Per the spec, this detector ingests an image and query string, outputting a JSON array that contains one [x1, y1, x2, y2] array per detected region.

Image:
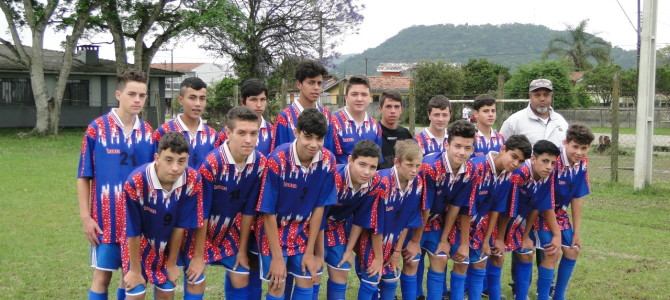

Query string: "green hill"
[[333, 23, 636, 76]]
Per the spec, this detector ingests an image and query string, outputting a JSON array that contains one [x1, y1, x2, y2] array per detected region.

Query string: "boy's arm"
[[340, 224, 363, 268], [453, 214, 470, 262], [77, 178, 102, 245], [493, 214, 509, 256], [235, 214, 255, 269], [403, 209, 427, 261], [302, 206, 324, 282], [482, 211, 499, 256], [571, 197, 585, 248], [392, 229, 408, 270], [167, 228, 185, 283], [541, 209, 561, 255], [438, 204, 461, 254], [522, 210, 539, 250], [123, 236, 145, 289], [263, 213, 287, 289]]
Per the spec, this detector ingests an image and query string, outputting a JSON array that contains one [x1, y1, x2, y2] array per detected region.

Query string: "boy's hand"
[[545, 235, 561, 256], [337, 250, 354, 269], [482, 242, 492, 257], [81, 216, 102, 246], [492, 238, 506, 256], [390, 251, 401, 271], [402, 240, 420, 261], [435, 241, 451, 258], [124, 270, 145, 290], [234, 251, 250, 270], [572, 233, 582, 250], [186, 256, 206, 283], [453, 244, 469, 263], [167, 263, 180, 283], [301, 252, 320, 283], [521, 236, 534, 252], [269, 256, 287, 290], [368, 256, 383, 277]]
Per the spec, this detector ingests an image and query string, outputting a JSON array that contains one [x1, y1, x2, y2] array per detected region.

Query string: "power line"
[[615, 0, 638, 33]]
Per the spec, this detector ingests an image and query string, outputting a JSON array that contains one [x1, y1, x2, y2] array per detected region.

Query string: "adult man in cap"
[[500, 79, 568, 147]]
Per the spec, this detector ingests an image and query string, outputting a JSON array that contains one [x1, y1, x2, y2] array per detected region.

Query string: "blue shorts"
[[259, 253, 323, 281], [449, 231, 487, 264], [355, 262, 401, 285], [90, 243, 121, 271], [211, 255, 251, 275], [325, 244, 351, 270], [534, 228, 575, 249], [125, 280, 176, 296], [420, 230, 448, 257]]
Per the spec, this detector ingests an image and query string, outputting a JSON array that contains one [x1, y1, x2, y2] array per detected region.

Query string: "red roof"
[[368, 76, 411, 92], [150, 63, 204, 73]]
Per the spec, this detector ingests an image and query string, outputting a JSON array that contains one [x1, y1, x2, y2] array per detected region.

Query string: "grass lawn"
[[0, 129, 669, 299], [590, 126, 670, 136]]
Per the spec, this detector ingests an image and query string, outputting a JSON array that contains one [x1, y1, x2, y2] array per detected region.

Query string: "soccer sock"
[[537, 266, 555, 300], [327, 280, 347, 300], [449, 272, 466, 300], [486, 263, 503, 300], [312, 283, 320, 300], [513, 261, 532, 300], [249, 269, 263, 300], [291, 285, 314, 300], [266, 293, 284, 300], [379, 281, 398, 300], [284, 275, 294, 300], [357, 281, 378, 300], [400, 273, 418, 300], [88, 290, 107, 300], [467, 267, 486, 300], [553, 257, 576, 300], [184, 290, 204, 300], [116, 287, 125, 300], [426, 269, 445, 300], [417, 254, 425, 297], [225, 275, 250, 299]]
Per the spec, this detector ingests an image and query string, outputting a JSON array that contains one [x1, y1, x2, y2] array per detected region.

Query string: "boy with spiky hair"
[[257, 108, 337, 300], [415, 95, 451, 155], [471, 94, 505, 158], [325, 140, 384, 299], [121, 132, 204, 300], [78, 70, 155, 300]]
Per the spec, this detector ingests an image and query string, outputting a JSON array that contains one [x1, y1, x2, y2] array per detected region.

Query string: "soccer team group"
[[77, 60, 594, 300]]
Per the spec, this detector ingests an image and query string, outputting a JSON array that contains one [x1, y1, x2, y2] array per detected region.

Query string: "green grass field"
[[0, 130, 669, 299], [589, 127, 670, 136]]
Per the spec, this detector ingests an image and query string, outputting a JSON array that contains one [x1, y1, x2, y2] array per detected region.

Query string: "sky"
[[1, 0, 668, 64]]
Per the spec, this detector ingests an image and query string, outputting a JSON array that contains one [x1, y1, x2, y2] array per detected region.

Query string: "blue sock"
[[312, 284, 320, 300], [553, 257, 576, 300], [426, 269, 445, 300], [400, 273, 418, 300], [266, 293, 284, 300], [537, 266, 555, 300], [225, 275, 250, 299], [513, 261, 532, 300], [449, 272, 466, 300], [327, 280, 347, 300], [184, 290, 204, 300], [249, 269, 263, 300], [357, 281, 378, 300], [467, 268, 486, 300], [380, 280, 398, 300], [292, 285, 314, 300], [88, 290, 107, 300], [116, 288, 125, 300], [284, 275, 294, 300], [486, 263, 502, 300], [417, 254, 425, 297]]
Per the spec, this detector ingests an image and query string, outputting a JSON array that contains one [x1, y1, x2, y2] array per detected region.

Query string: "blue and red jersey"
[[77, 109, 155, 244], [356, 167, 423, 270], [541, 149, 590, 231], [471, 128, 505, 158], [272, 101, 334, 150], [325, 164, 383, 247], [215, 117, 274, 156], [121, 163, 204, 285], [415, 128, 449, 155], [192, 142, 266, 262], [152, 115, 217, 169], [329, 109, 383, 164], [255, 142, 337, 256]]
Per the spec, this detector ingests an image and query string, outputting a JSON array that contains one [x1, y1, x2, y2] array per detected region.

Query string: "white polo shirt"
[[500, 104, 568, 146]]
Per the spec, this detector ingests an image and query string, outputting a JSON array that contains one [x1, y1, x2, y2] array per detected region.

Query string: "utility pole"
[[611, 72, 620, 183], [365, 57, 368, 76], [634, 0, 658, 190], [496, 73, 505, 123]]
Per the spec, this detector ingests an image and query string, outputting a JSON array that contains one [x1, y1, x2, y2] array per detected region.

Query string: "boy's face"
[[563, 140, 590, 164], [380, 98, 402, 125], [179, 87, 207, 120], [394, 156, 422, 183], [498, 146, 526, 172], [531, 153, 558, 179], [474, 104, 496, 127], [243, 92, 268, 117], [348, 156, 378, 186], [115, 81, 147, 116], [295, 130, 325, 161], [446, 136, 474, 167], [226, 120, 259, 159], [154, 149, 189, 184], [428, 107, 451, 131], [345, 84, 371, 114], [297, 75, 323, 103]]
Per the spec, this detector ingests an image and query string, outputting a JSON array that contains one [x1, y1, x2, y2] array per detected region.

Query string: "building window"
[[0, 78, 33, 105], [63, 79, 90, 106]]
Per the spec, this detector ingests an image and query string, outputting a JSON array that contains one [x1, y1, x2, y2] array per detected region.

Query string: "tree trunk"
[[29, 32, 50, 135]]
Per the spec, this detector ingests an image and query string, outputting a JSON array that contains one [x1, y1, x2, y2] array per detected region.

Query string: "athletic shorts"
[[534, 228, 575, 249], [420, 230, 449, 257], [259, 253, 323, 281], [90, 243, 121, 271], [125, 280, 176, 296], [449, 231, 488, 264], [325, 244, 352, 270], [355, 261, 401, 285]]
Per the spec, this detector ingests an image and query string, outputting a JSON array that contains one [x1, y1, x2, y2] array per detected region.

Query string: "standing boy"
[[415, 95, 451, 155], [378, 91, 413, 170], [471, 94, 505, 158]]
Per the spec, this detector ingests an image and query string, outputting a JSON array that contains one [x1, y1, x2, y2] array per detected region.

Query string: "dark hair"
[[566, 124, 595, 145], [473, 94, 496, 111], [296, 108, 328, 138], [240, 78, 268, 104], [346, 75, 370, 95], [380, 90, 402, 107], [116, 69, 147, 91], [351, 140, 381, 160], [533, 140, 560, 157], [179, 77, 207, 96], [225, 106, 260, 129], [157, 132, 189, 154], [504, 135, 532, 159], [427, 95, 451, 114], [295, 60, 328, 82], [447, 119, 476, 143]]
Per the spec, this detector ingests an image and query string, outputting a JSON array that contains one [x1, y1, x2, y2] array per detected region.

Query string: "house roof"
[[0, 44, 182, 76], [368, 76, 411, 92], [150, 63, 204, 73], [376, 62, 416, 73]]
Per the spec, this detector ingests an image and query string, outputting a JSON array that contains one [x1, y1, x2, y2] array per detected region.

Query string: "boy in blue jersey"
[[257, 108, 338, 300], [471, 94, 505, 158], [505, 140, 561, 300], [330, 75, 383, 164], [466, 135, 532, 300], [189, 107, 266, 300], [78, 70, 155, 300], [415, 95, 451, 156], [122, 132, 204, 300], [538, 124, 593, 300], [355, 139, 424, 300], [325, 140, 383, 300]]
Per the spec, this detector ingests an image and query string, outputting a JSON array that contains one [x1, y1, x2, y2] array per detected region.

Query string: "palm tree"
[[543, 19, 611, 71]]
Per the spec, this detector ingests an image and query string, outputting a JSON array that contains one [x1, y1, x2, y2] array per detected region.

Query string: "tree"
[[656, 65, 670, 106], [205, 77, 239, 126], [620, 68, 638, 105], [413, 61, 465, 124], [505, 60, 575, 109], [0, 0, 99, 135], [462, 58, 509, 97], [197, 0, 363, 79], [543, 19, 611, 71], [582, 63, 622, 106]]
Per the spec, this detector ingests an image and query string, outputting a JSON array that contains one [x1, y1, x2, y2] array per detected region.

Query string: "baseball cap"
[[529, 79, 553, 92]]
